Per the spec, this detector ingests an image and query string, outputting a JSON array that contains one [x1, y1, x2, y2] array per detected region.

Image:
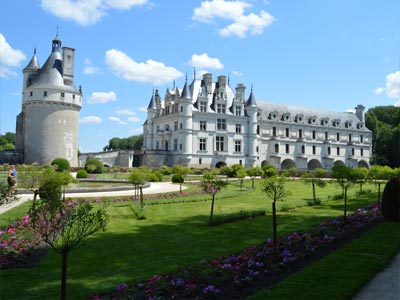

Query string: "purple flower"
[[203, 285, 221, 294]]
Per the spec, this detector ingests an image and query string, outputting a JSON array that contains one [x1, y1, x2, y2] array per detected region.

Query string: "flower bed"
[[0, 215, 41, 269], [97, 204, 383, 300]]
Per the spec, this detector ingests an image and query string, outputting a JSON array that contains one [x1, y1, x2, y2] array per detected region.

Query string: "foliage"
[[381, 176, 400, 222], [369, 165, 395, 207], [76, 169, 88, 179], [103, 134, 143, 151], [235, 168, 247, 191], [351, 167, 369, 193], [159, 165, 173, 175], [331, 165, 357, 220], [201, 171, 228, 224], [0, 181, 18, 206], [262, 164, 278, 178], [84, 158, 104, 174], [29, 199, 108, 300], [0, 132, 15, 151], [365, 106, 400, 168], [51, 158, 71, 172], [301, 168, 327, 204], [246, 166, 263, 188]]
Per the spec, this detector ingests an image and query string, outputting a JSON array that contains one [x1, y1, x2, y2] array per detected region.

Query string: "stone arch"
[[358, 160, 369, 169], [215, 161, 227, 168], [261, 160, 269, 167], [281, 159, 296, 170], [334, 160, 345, 167], [308, 159, 322, 170]]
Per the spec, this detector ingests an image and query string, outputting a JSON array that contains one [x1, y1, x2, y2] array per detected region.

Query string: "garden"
[[0, 162, 399, 300]]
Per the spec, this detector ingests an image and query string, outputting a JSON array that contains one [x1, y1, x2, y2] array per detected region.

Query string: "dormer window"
[[217, 103, 226, 114]]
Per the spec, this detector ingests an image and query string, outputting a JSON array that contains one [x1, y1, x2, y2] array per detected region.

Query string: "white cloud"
[[129, 128, 143, 134], [0, 34, 26, 78], [79, 116, 102, 124], [109, 116, 128, 125], [385, 71, 400, 99], [138, 106, 148, 112], [374, 87, 385, 95], [41, 0, 148, 26], [87, 91, 117, 104], [395, 100, 400, 107], [232, 70, 243, 76], [84, 66, 100, 74], [116, 108, 137, 116], [127, 116, 140, 122], [345, 108, 355, 114], [189, 53, 224, 70], [105, 48, 183, 85], [192, 0, 274, 38]]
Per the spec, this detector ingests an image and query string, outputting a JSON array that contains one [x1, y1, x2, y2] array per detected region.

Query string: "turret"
[[179, 77, 193, 156], [355, 104, 365, 123], [246, 87, 258, 166], [22, 48, 40, 90]]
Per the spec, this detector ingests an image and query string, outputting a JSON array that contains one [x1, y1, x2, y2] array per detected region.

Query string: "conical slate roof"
[[147, 91, 156, 109], [180, 77, 191, 99], [23, 48, 40, 71], [246, 87, 257, 107]]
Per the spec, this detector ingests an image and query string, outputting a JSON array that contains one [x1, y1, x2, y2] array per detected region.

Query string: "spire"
[[180, 74, 191, 99], [246, 85, 257, 107], [193, 67, 196, 81], [147, 89, 156, 110], [23, 47, 41, 71], [52, 28, 62, 51]]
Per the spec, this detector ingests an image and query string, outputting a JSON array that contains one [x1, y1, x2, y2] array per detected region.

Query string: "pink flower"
[[7, 227, 15, 234]]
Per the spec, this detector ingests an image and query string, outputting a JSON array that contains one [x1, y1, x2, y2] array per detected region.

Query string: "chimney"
[[62, 47, 75, 86]]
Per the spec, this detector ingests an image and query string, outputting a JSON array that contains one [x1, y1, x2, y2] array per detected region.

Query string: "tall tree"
[[331, 165, 356, 221], [301, 168, 328, 204]]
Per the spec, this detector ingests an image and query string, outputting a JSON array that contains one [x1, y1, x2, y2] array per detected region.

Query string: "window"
[[298, 129, 302, 138], [180, 106, 183, 112], [235, 140, 242, 152], [285, 144, 289, 153], [217, 103, 226, 114], [275, 144, 279, 153], [72, 95, 75, 100], [165, 124, 169, 131], [217, 118, 226, 131], [239, 160, 242, 166], [200, 121, 207, 131], [325, 131, 328, 140], [256, 146, 259, 153], [200, 102, 207, 112], [328, 147, 331, 155], [156, 141, 159, 150], [273, 127, 277, 136], [360, 135, 363, 143], [43, 91, 47, 97], [174, 139, 178, 151], [180, 123, 183, 129], [361, 148, 364, 156], [301, 145, 305, 154], [30, 91, 33, 96], [312, 145, 316, 154], [351, 148, 355, 156], [257, 125, 260, 135], [312, 130, 316, 139], [236, 124, 241, 133], [199, 158, 202, 165], [337, 133, 340, 141], [337, 147, 340, 155], [199, 138, 207, 151], [174, 121, 178, 131], [349, 134, 352, 142], [216, 136, 224, 151], [285, 128, 289, 137], [156, 125, 160, 133], [235, 105, 241, 116], [180, 144, 182, 150]]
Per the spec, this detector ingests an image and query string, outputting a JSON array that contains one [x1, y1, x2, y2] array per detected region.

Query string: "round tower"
[[179, 77, 193, 164], [246, 87, 258, 167], [18, 35, 82, 166]]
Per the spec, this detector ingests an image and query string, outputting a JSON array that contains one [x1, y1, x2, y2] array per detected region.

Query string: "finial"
[[34, 46, 37, 54], [193, 67, 196, 80], [173, 79, 175, 89], [185, 72, 188, 82], [56, 25, 59, 37], [228, 72, 230, 86]]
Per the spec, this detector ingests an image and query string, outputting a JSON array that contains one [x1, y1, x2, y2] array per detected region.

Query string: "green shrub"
[[172, 173, 184, 183], [51, 158, 71, 172], [209, 209, 266, 226], [262, 164, 278, 178], [159, 165, 173, 175], [381, 176, 400, 222], [76, 170, 88, 179], [38, 182, 62, 203], [84, 158, 104, 174]]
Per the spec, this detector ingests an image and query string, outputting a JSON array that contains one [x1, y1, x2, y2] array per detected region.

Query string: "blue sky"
[[1, 0, 399, 152]]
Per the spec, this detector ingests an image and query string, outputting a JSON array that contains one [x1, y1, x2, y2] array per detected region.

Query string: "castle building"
[[143, 73, 372, 170], [15, 35, 82, 166]]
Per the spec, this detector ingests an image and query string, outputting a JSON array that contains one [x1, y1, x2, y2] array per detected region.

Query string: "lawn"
[[0, 180, 385, 299]]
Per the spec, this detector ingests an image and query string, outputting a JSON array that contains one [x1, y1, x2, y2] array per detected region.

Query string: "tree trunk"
[[344, 187, 347, 221], [312, 183, 316, 203], [140, 187, 144, 209], [272, 201, 277, 247], [209, 194, 215, 225], [377, 183, 381, 210], [61, 250, 68, 300], [252, 178, 255, 189], [180, 182, 182, 194]]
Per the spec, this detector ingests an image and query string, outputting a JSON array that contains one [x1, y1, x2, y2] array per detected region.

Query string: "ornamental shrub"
[[171, 173, 184, 183], [51, 158, 70, 172], [84, 158, 104, 174], [76, 169, 88, 179], [381, 176, 400, 222], [38, 181, 62, 203]]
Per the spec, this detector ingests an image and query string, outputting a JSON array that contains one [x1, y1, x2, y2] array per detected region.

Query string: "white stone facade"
[[143, 73, 372, 170], [16, 35, 82, 166]]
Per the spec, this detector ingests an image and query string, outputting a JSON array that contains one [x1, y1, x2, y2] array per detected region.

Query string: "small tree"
[[129, 168, 149, 208], [51, 158, 71, 172], [235, 168, 247, 191], [262, 176, 290, 247], [246, 166, 263, 189], [369, 165, 394, 209], [331, 165, 356, 220], [29, 199, 108, 300], [262, 164, 278, 178], [301, 168, 327, 204], [201, 171, 227, 225], [172, 165, 190, 193], [351, 167, 369, 194]]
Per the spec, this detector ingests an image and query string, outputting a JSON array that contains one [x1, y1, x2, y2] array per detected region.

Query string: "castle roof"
[[246, 87, 257, 107], [23, 48, 40, 71]]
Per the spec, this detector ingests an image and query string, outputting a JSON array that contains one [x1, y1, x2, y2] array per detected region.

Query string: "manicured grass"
[[0, 181, 381, 299], [248, 221, 400, 300]]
